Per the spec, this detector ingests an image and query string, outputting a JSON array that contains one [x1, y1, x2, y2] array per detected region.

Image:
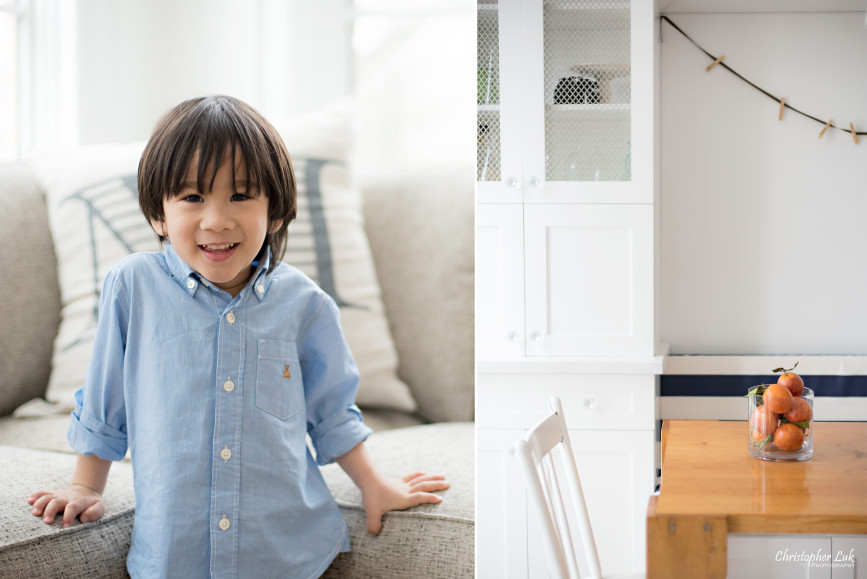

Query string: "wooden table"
[[647, 420, 867, 578]]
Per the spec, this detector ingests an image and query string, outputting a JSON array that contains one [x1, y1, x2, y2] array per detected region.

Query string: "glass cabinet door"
[[477, 0, 523, 203], [522, 0, 651, 203], [477, 1, 502, 184], [543, 1, 631, 183]]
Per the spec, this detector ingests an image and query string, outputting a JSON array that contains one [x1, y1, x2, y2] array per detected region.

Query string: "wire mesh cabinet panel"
[[521, 0, 654, 203], [477, 0, 524, 203]]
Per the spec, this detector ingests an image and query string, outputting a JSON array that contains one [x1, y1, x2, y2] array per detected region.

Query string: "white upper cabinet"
[[477, 0, 655, 203]]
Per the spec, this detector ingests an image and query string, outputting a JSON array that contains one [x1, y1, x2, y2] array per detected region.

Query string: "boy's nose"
[[200, 205, 234, 231]]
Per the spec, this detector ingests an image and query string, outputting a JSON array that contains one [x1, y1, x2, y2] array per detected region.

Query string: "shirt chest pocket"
[[256, 339, 304, 420]]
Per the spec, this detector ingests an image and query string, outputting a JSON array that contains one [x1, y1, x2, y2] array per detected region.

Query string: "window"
[[0, 0, 24, 161]]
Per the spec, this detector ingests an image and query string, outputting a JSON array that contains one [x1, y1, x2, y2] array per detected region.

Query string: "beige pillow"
[[16, 110, 415, 416]]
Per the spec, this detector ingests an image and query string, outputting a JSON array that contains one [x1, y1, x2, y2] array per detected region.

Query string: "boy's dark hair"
[[138, 95, 296, 272]]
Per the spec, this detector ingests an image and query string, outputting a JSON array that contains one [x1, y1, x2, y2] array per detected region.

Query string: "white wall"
[[74, 0, 351, 145], [660, 12, 867, 355]]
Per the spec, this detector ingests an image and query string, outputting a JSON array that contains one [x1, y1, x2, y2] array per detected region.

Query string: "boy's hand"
[[360, 471, 449, 536], [27, 484, 105, 528]]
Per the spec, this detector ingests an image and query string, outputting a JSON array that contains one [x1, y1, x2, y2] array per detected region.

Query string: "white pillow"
[[15, 107, 415, 417]]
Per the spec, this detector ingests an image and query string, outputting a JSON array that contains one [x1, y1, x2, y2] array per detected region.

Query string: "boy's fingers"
[[31, 495, 53, 514], [80, 502, 104, 524], [42, 498, 65, 523], [410, 492, 444, 506], [366, 511, 383, 536], [409, 480, 450, 493], [62, 501, 83, 528], [27, 490, 48, 504], [401, 471, 426, 483], [407, 474, 446, 485]]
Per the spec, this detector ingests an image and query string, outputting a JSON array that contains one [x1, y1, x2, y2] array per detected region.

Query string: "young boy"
[[28, 95, 448, 578]]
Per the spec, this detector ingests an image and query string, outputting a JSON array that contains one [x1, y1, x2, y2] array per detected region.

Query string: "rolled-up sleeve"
[[301, 294, 372, 465], [67, 269, 130, 461]]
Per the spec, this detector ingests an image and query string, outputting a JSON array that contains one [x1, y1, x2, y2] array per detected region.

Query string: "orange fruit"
[[750, 405, 778, 440], [773, 423, 805, 451], [785, 397, 812, 424], [777, 372, 805, 397], [763, 383, 794, 414]]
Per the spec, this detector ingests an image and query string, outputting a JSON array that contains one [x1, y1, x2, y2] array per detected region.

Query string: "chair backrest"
[[513, 397, 603, 579]]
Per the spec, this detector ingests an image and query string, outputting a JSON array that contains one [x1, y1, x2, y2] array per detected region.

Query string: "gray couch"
[[0, 163, 474, 577]]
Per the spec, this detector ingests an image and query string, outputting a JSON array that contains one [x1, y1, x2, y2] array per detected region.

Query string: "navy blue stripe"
[[661, 375, 867, 397]]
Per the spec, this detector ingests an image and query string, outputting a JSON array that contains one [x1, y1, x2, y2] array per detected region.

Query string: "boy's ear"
[[150, 220, 167, 236], [268, 219, 284, 234]]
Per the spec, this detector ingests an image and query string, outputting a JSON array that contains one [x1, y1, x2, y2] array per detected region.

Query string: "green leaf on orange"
[[756, 433, 774, 450]]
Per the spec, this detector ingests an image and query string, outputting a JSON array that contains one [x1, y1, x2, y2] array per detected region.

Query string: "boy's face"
[[150, 150, 281, 295]]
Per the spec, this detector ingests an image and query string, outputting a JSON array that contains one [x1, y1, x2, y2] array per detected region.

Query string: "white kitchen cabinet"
[[524, 203, 654, 356], [476, 389, 656, 578], [476, 0, 660, 576], [477, 0, 655, 204], [477, 203, 654, 358]]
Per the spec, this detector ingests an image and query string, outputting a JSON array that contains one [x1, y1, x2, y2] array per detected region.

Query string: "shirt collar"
[[163, 243, 273, 300]]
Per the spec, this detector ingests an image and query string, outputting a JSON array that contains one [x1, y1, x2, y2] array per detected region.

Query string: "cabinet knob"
[[528, 176, 542, 188], [582, 396, 598, 410], [504, 176, 518, 188], [506, 330, 520, 343], [530, 330, 542, 342]]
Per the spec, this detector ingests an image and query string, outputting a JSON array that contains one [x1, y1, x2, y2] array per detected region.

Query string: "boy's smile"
[[150, 150, 281, 296]]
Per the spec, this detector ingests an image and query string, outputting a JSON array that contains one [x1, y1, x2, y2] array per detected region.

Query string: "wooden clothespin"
[[819, 119, 833, 139], [850, 122, 859, 145], [778, 98, 785, 121], [705, 55, 725, 72]]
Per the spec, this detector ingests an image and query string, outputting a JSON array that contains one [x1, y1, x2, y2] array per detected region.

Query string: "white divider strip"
[[663, 355, 867, 376]]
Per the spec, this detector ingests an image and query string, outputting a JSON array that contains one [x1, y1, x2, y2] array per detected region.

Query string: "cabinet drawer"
[[477, 373, 656, 430]]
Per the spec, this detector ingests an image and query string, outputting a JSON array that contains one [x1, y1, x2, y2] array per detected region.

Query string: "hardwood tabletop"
[[656, 420, 867, 534]]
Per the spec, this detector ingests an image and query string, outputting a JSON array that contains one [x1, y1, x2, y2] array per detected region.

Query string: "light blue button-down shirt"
[[68, 243, 372, 578]]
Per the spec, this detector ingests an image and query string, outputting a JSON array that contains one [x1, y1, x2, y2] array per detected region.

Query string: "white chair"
[[512, 396, 645, 579]]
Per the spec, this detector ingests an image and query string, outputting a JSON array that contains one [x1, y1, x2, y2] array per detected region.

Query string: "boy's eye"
[[231, 193, 251, 201], [181, 194, 204, 203]]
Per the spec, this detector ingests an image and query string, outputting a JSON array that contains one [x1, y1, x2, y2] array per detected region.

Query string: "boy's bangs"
[[164, 111, 267, 199]]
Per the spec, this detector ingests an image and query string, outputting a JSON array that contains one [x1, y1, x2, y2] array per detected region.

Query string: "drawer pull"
[[582, 396, 598, 410]]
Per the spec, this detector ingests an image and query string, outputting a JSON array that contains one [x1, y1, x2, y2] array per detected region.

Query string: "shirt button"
[[186, 279, 196, 290], [226, 312, 235, 325], [220, 447, 232, 461], [223, 379, 235, 393], [256, 284, 265, 295], [219, 516, 230, 531]]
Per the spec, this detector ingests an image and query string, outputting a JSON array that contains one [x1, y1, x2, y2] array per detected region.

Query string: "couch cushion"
[[0, 165, 61, 417], [360, 170, 475, 423], [320, 422, 474, 578], [1, 423, 473, 578], [0, 446, 134, 578]]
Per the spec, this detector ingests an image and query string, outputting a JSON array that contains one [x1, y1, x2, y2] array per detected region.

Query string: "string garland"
[[661, 15, 864, 141]]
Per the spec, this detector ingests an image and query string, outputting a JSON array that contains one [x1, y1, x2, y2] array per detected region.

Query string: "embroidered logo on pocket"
[[283, 364, 291, 379]]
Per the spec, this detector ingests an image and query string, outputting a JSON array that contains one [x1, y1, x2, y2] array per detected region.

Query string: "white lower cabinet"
[[477, 203, 655, 359], [728, 535, 867, 579], [476, 372, 657, 578]]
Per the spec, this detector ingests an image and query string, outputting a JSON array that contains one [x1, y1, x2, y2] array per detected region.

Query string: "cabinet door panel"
[[526, 430, 654, 577], [525, 204, 653, 356], [831, 536, 867, 579], [477, 204, 525, 357], [477, 429, 529, 579], [478, 428, 653, 578]]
